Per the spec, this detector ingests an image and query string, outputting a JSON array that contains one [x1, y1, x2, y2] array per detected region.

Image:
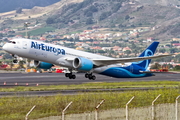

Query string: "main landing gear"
[[65, 72, 96, 80], [85, 73, 96, 80], [65, 73, 76, 79]]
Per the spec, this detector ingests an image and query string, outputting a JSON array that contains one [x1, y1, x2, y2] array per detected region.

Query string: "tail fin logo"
[[134, 49, 153, 69], [144, 49, 153, 57]]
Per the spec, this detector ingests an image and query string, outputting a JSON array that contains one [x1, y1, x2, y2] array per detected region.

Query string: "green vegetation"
[[67, 30, 83, 35], [0, 81, 179, 92], [99, 11, 112, 21], [23, 27, 56, 36], [0, 88, 179, 120]]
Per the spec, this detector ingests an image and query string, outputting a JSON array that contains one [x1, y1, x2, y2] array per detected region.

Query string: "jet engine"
[[34, 60, 53, 69], [73, 57, 93, 71]]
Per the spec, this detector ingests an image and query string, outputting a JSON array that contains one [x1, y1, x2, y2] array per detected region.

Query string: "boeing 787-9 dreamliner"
[[2, 38, 171, 80]]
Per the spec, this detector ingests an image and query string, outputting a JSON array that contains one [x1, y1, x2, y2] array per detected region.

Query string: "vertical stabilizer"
[[134, 42, 159, 70]]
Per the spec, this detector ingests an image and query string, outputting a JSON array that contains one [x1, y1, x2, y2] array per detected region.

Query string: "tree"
[[150, 63, 161, 69], [46, 17, 55, 24], [131, 42, 136, 49], [3, 53, 12, 59], [99, 11, 111, 21], [16, 7, 22, 14], [169, 48, 178, 53], [89, 5, 98, 12], [18, 61, 25, 69], [10, 62, 14, 70], [125, 15, 130, 20], [0, 33, 3, 37], [112, 3, 122, 12], [84, 11, 93, 17], [97, 50, 105, 54], [124, 50, 131, 56], [86, 18, 94, 25], [159, 48, 166, 53], [36, 19, 39, 24], [174, 65, 180, 70]]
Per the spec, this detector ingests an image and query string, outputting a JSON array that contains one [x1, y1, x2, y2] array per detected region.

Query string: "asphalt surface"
[[0, 72, 179, 97], [0, 72, 179, 86]]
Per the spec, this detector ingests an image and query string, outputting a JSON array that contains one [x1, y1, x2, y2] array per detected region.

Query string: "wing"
[[92, 54, 173, 66]]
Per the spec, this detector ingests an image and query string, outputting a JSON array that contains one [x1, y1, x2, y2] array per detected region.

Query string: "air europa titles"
[[31, 41, 65, 55]]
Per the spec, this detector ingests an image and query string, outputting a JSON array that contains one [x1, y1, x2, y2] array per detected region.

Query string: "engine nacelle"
[[73, 57, 93, 71], [34, 60, 53, 69]]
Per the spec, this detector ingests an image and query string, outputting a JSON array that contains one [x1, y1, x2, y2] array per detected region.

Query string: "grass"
[[0, 88, 179, 120], [67, 30, 83, 35], [0, 81, 179, 120], [0, 80, 179, 92], [21, 26, 56, 36]]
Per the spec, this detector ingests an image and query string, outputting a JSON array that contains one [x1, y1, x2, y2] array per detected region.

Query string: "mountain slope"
[[0, 0, 60, 13], [1, 0, 180, 40], [43, 0, 180, 39], [136, 0, 180, 6], [0, 0, 84, 21]]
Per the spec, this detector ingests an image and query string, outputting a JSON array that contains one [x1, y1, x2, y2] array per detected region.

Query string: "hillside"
[[43, 0, 180, 39], [0, 0, 60, 13], [136, 0, 180, 6], [1, 0, 180, 40], [0, 0, 84, 21]]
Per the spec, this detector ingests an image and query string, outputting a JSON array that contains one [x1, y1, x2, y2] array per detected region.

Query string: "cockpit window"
[[9, 41, 16, 44]]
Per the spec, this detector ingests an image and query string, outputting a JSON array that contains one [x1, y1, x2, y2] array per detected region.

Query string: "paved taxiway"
[[0, 72, 179, 97]]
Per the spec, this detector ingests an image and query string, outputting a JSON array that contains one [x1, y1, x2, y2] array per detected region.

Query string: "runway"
[[0, 72, 179, 97], [0, 72, 179, 86]]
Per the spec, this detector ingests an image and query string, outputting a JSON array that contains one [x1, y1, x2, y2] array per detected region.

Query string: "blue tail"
[[133, 42, 159, 70]]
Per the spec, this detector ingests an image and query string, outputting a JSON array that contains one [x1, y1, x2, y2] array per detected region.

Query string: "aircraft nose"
[[2, 44, 8, 51]]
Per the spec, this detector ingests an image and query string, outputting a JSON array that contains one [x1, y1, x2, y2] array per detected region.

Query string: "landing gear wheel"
[[68, 74, 72, 79], [88, 74, 92, 78], [65, 73, 69, 77], [72, 75, 76, 79], [86, 73, 96, 80], [85, 73, 89, 78], [66, 73, 76, 79], [91, 75, 96, 80], [69, 76, 72, 79]]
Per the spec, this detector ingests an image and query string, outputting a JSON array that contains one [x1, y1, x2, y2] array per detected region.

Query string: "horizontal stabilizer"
[[139, 71, 176, 74]]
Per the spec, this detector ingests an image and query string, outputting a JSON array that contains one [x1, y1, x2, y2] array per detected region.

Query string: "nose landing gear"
[[12, 59, 18, 63], [12, 54, 18, 63]]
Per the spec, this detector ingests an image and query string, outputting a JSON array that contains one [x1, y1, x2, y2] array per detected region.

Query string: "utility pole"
[[24, 22, 30, 73], [24, 22, 30, 39]]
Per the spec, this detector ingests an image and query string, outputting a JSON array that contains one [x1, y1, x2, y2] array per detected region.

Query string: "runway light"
[[15, 83, 18, 85], [4, 81, 6, 85], [36, 83, 39, 86], [26, 83, 29, 86]]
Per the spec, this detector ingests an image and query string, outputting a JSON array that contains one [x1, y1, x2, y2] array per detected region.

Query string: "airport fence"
[[34, 95, 180, 120]]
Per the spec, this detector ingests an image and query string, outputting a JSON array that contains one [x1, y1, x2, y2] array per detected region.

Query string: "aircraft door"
[[22, 41, 28, 49]]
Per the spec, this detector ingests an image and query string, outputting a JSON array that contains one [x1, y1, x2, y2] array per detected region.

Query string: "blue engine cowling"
[[73, 57, 93, 71], [34, 60, 53, 69]]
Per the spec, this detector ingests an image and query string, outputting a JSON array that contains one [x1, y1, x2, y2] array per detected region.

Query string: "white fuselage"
[[3, 38, 126, 74]]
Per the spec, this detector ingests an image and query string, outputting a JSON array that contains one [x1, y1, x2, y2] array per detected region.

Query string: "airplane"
[[2, 38, 172, 80]]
